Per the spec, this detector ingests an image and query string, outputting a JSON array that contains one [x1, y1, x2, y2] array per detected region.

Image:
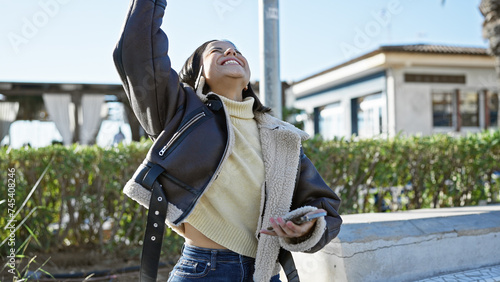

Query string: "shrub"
[[0, 140, 183, 259], [304, 130, 500, 214], [1, 131, 499, 256]]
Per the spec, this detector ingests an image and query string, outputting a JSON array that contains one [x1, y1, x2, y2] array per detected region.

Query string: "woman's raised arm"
[[113, 0, 185, 138]]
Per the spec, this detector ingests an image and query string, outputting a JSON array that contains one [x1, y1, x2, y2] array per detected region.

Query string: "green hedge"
[[1, 131, 499, 256], [304, 130, 500, 214], [0, 141, 183, 258]]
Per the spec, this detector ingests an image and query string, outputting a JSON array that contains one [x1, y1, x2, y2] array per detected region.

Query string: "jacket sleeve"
[[284, 149, 342, 253], [113, 0, 185, 138]]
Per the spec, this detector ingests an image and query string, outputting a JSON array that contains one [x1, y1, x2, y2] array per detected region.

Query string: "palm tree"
[[480, 0, 500, 77]]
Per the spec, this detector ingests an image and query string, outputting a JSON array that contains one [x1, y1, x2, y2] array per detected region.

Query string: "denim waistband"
[[181, 244, 255, 265]]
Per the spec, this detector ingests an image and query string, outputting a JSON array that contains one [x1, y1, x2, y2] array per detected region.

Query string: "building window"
[[318, 102, 343, 139], [459, 91, 479, 127], [357, 93, 383, 137], [433, 89, 498, 131], [432, 91, 454, 127], [488, 91, 499, 128]]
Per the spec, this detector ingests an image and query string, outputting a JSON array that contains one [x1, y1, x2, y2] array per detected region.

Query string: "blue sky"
[[0, 0, 487, 84]]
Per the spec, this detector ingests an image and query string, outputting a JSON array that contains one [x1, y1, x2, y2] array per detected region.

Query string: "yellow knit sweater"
[[186, 95, 265, 258]]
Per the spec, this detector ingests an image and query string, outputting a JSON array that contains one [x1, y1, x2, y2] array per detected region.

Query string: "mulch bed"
[[1, 247, 178, 281]]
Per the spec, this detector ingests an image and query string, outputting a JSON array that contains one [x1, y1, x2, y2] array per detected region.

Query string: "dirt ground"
[[1, 247, 178, 281]]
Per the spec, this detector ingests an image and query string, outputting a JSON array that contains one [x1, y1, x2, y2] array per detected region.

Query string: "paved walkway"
[[416, 264, 500, 282]]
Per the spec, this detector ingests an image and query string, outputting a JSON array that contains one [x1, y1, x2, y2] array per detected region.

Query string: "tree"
[[480, 0, 500, 77]]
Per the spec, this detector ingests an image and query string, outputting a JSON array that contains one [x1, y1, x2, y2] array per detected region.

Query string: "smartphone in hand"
[[267, 211, 327, 231], [290, 211, 327, 225]]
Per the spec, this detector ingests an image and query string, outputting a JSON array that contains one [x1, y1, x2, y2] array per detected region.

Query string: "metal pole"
[[259, 0, 282, 118]]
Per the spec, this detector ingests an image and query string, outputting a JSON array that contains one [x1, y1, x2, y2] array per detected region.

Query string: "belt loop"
[[210, 250, 217, 270]]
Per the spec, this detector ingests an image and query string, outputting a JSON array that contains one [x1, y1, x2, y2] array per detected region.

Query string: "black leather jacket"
[[113, 0, 341, 280]]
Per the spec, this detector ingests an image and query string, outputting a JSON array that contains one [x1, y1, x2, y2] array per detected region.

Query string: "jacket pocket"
[[158, 110, 207, 158]]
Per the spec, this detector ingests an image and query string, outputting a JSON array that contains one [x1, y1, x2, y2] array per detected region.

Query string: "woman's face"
[[201, 41, 251, 90]]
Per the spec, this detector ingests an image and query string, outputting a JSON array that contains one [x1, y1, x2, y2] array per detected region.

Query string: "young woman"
[[113, 0, 342, 281]]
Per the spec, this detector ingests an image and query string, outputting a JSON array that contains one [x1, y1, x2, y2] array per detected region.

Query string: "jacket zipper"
[[159, 112, 206, 157], [173, 96, 231, 224]]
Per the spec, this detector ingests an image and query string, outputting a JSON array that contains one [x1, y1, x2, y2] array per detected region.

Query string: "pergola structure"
[[0, 81, 144, 145]]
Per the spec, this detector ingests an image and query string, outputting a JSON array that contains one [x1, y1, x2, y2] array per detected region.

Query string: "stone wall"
[[285, 205, 500, 282]]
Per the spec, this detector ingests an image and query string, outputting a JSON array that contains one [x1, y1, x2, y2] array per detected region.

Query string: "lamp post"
[[259, 0, 282, 118]]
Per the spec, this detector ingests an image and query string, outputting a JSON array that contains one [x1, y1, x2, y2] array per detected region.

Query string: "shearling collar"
[[254, 111, 309, 142]]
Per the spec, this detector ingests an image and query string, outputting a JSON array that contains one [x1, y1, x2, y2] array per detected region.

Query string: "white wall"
[[286, 205, 500, 282], [392, 66, 498, 136]]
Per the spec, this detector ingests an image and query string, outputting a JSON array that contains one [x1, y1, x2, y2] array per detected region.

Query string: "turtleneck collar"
[[213, 93, 255, 119]]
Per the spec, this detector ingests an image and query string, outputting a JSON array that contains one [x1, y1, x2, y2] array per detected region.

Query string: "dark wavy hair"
[[179, 40, 271, 113]]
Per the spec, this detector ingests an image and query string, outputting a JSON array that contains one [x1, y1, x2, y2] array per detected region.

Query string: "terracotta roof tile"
[[379, 44, 487, 55]]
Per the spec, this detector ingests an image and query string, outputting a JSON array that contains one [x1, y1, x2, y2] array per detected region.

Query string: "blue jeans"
[[167, 244, 281, 282]]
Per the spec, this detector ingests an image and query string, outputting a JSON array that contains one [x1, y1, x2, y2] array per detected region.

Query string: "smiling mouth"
[[222, 59, 241, 66]]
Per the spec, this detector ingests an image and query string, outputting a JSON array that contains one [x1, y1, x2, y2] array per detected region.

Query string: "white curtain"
[[79, 94, 107, 145], [0, 102, 20, 142], [43, 94, 75, 145]]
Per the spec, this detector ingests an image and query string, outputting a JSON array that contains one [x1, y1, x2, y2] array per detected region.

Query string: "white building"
[[287, 44, 500, 139]]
